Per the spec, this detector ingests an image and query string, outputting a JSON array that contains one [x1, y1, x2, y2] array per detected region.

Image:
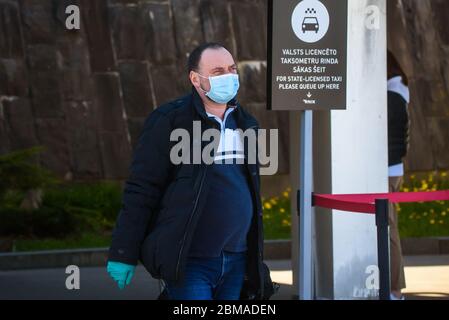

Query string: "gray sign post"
[[268, 0, 348, 300]]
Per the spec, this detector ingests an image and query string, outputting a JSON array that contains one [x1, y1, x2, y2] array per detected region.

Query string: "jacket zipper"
[[246, 124, 265, 299], [175, 165, 208, 281]]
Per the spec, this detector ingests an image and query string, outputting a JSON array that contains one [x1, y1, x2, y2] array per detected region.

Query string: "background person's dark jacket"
[[388, 91, 410, 166], [108, 88, 271, 299]]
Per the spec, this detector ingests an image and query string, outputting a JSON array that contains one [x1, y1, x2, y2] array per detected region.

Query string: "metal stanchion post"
[[375, 198, 391, 300]]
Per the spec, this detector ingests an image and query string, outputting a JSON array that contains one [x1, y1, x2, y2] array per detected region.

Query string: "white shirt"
[[387, 76, 410, 177], [206, 107, 244, 163]]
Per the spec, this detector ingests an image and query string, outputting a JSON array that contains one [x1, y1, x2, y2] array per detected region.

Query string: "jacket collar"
[[191, 87, 257, 130], [192, 87, 210, 121]]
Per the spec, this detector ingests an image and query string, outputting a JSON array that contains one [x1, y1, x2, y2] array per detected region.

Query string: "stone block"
[[140, 2, 177, 64], [63, 101, 102, 178], [99, 131, 131, 179], [2, 97, 38, 150], [80, 0, 115, 72], [126, 116, 146, 150], [171, 0, 203, 58], [230, 1, 266, 60], [57, 37, 92, 101], [25, 45, 67, 117], [199, 0, 235, 55], [93, 73, 128, 133], [109, 5, 146, 60], [0, 2, 24, 58], [34, 117, 71, 176], [150, 65, 186, 106], [118, 61, 154, 118], [0, 58, 28, 96], [237, 61, 266, 105], [19, 0, 56, 45]]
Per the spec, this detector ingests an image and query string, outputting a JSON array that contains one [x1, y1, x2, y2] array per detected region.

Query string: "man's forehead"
[[199, 48, 235, 70]]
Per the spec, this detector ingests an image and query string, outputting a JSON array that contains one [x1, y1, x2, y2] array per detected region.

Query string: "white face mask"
[[197, 73, 240, 104]]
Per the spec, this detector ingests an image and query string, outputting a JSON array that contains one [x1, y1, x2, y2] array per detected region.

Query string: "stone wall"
[[388, 0, 449, 172], [1, 0, 448, 182], [0, 0, 289, 180]]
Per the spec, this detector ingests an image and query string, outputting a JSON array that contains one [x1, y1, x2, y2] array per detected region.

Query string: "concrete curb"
[[401, 237, 449, 255], [0, 238, 448, 271], [0, 248, 108, 271]]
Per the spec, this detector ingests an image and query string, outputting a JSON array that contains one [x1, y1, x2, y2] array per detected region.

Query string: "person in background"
[[387, 50, 410, 300]]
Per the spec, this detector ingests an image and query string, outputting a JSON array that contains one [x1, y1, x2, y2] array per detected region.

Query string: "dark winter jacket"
[[388, 91, 410, 166], [108, 88, 272, 300]]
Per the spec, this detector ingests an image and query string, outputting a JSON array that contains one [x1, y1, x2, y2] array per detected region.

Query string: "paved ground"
[[1, 255, 448, 300], [401, 255, 449, 300]]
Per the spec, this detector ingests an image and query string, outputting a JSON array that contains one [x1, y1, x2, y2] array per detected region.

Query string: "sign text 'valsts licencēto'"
[[268, 0, 348, 111]]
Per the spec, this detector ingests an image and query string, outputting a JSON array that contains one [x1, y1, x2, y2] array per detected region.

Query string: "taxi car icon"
[[302, 17, 319, 33]]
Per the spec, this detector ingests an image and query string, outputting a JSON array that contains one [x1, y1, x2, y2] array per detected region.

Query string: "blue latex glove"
[[107, 261, 136, 290]]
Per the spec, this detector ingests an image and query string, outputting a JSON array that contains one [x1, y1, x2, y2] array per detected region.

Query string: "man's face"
[[190, 47, 238, 97]]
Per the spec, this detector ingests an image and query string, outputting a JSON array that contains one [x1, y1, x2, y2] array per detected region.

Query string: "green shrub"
[[0, 147, 57, 200], [0, 205, 103, 238], [14, 232, 112, 252], [398, 171, 449, 238], [262, 188, 292, 240], [41, 182, 122, 223], [0, 181, 122, 239], [0, 148, 122, 242]]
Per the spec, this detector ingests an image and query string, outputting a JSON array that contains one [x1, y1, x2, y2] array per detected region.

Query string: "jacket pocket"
[[160, 165, 194, 209], [140, 227, 163, 279]]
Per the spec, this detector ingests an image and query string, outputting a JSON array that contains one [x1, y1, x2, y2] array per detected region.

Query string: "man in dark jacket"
[[106, 43, 269, 300]]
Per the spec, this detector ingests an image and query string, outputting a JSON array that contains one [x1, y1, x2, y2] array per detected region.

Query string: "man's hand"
[[107, 261, 136, 290]]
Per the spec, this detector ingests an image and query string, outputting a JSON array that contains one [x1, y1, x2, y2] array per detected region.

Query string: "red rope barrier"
[[313, 190, 449, 214]]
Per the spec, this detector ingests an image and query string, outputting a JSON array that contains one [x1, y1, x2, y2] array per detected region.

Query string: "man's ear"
[[189, 71, 199, 88]]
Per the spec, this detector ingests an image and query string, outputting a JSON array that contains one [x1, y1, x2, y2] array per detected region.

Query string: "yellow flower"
[[441, 212, 447, 217], [264, 202, 272, 210], [430, 219, 435, 225], [410, 175, 415, 180], [283, 191, 289, 198], [403, 187, 409, 192], [423, 212, 428, 217], [280, 208, 285, 213], [270, 198, 277, 205], [439, 220, 444, 225], [421, 183, 429, 191], [441, 172, 447, 178], [282, 219, 291, 227]]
